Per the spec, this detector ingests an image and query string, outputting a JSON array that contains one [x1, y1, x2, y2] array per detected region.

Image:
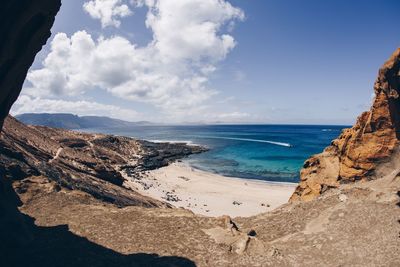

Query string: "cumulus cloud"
[[83, 0, 133, 28], [11, 95, 140, 121], [23, 0, 244, 117], [145, 0, 244, 63]]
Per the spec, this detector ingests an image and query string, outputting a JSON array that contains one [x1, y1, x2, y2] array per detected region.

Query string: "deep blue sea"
[[83, 125, 347, 183]]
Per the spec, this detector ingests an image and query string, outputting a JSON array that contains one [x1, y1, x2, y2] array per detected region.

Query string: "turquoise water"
[[83, 124, 346, 183]]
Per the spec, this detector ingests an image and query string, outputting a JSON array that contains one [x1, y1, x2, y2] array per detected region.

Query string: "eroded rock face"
[[291, 48, 400, 202], [0, 0, 61, 255], [0, 0, 61, 129]]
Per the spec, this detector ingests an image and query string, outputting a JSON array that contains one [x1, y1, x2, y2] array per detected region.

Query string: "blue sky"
[[12, 0, 400, 124]]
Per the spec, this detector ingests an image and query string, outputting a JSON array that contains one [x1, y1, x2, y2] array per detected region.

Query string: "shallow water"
[[82, 124, 346, 183]]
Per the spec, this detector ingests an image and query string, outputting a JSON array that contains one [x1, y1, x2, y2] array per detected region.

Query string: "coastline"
[[123, 161, 296, 217]]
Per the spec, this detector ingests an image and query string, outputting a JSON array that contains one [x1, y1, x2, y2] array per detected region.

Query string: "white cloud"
[[23, 0, 244, 118], [144, 0, 244, 63], [11, 95, 140, 121], [83, 0, 132, 28]]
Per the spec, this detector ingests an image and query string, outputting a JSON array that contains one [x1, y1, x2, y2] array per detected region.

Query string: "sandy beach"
[[123, 162, 296, 217]]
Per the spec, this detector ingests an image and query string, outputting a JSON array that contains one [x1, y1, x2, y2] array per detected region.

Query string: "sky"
[[11, 0, 400, 125]]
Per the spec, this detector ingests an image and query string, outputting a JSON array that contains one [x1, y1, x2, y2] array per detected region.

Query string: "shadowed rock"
[[0, 0, 61, 258], [0, 0, 61, 129]]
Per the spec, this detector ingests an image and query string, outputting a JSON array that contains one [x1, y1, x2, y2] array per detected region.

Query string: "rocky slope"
[[1, 116, 205, 207], [8, 159, 400, 266], [291, 48, 400, 202]]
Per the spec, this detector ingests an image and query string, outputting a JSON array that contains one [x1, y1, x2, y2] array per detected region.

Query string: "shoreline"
[[123, 161, 296, 218], [184, 163, 298, 187]]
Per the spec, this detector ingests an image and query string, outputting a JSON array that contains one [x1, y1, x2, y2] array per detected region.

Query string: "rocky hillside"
[[1, 116, 205, 207], [291, 48, 400, 202]]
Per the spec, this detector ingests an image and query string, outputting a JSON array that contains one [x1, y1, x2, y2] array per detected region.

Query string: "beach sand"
[[123, 162, 296, 217]]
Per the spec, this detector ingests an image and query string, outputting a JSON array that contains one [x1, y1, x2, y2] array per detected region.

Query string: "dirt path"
[[49, 147, 63, 163]]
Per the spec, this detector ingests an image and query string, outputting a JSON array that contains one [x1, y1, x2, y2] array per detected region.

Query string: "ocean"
[[83, 124, 347, 183]]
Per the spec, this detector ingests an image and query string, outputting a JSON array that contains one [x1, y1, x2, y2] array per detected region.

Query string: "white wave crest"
[[197, 136, 292, 147], [146, 139, 198, 146]]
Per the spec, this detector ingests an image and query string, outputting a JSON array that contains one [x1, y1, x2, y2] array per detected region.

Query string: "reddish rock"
[[291, 48, 400, 202]]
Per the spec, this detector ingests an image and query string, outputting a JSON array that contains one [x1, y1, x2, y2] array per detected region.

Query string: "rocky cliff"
[[0, 0, 61, 256], [291, 48, 400, 202], [0, 0, 61, 129]]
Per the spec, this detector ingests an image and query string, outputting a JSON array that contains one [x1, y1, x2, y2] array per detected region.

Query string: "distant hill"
[[15, 113, 153, 129]]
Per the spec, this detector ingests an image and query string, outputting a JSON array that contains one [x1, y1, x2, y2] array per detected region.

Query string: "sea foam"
[[196, 136, 292, 147]]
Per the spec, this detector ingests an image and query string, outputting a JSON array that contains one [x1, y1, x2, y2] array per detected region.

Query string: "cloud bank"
[[20, 0, 244, 120]]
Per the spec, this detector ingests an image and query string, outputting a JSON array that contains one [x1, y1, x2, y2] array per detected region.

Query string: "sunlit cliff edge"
[[291, 48, 400, 202]]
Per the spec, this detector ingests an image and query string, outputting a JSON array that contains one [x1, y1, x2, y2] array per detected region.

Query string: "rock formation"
[[291, 48, 400, 201], [0, 0, 61, 257], [0, 0, 61, 129], [1, 115, 205, 207]]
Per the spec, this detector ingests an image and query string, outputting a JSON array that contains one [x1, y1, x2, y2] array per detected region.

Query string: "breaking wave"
[[195, 136, 292, 147]]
